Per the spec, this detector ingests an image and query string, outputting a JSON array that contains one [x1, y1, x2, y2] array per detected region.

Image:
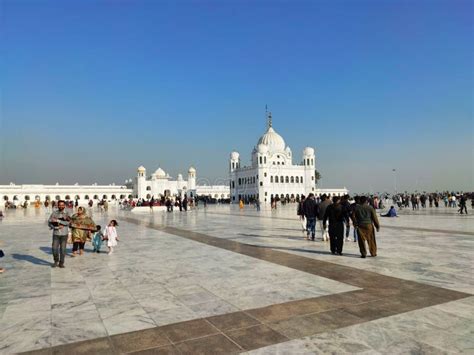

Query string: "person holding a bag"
[[48, 200, 71, 268]]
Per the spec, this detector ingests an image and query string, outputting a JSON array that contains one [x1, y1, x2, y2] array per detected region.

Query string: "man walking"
[[341, 195, 351, 241], [351, 196, 380, 258], [48, 200, 70, 268], [318, 194, 331, 241], [458, 195, 468, 214], [323, 196, 347, 255], [303, 193, 319, 241]]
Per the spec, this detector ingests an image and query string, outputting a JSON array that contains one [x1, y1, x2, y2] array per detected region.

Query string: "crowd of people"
[[391, 192, 472, 214], [297, 194, 380, 258], [48, 200, 120, 268], [295, 191, 472, 258]]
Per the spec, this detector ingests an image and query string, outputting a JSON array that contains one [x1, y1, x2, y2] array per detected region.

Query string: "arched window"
[[75, 195, 80, 200], [120, 194, 125, 199], [301, 177, 304, 183], [128, 194, 133, 198], [259, 156, 262, 164], [25, 195, 30, 200], [35, 195, 41, 201], [55, 195, 61, 201], [93, 195, 99, 199], [291, 176, 294, 183], [280, 176, 284, 183], [285, 176, 289, 183], [111, 195, 116, 200], [264, 157, 267, 164], [311, 158, 314, 165], [65, 195, 70, 200], [146, 194, 151, 199], [146, 186, 151, 191], [13, 195, 19, 201], [296, 176, 299, 183], [45, 195, 51, 201], [84, 195, 89, 200], [3, 196, 8, 201], [270, 176, 273, 183], [102, 195, 107, 199], [275, 176, 278, 183]]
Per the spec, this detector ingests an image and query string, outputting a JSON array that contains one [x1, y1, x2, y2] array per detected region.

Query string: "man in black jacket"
[[323, 196, 347, 255], [303, 193, 319, 241]]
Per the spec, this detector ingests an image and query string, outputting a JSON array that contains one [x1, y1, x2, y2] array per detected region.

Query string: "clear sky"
[[1, 0, 472, 193]]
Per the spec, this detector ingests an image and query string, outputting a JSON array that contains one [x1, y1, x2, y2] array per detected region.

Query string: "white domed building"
[[230, 112, 348, 204], [134, 165, 230, 200], [134, 166, 196, 199]]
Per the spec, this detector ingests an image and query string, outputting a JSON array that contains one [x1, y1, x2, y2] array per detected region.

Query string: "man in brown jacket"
[[351, 196, 380, 258]]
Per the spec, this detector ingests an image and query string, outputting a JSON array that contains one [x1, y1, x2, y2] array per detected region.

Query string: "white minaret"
[[187, 167, 196, 196], [302, 147, 316, 194], [137, 166, 146, 199], [229, 151, 240, 172]]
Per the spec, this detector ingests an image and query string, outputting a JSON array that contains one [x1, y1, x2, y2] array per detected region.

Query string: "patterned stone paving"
[[0, 204, 472, 354]]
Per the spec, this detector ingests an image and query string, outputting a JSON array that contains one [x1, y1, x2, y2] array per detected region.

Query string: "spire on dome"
[[266, 106, 272, 129]]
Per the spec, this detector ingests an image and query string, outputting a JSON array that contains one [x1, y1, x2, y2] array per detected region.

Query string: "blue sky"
[[1, 0, 472, 192]]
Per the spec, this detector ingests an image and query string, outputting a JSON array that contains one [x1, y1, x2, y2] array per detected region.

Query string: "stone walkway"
[[0, 205, 472, 354]]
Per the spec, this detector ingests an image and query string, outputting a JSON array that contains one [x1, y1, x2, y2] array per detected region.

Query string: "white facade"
[[0, 183, 132, 205], [133, 166, 230, 200], [230, 113, 348, 204]]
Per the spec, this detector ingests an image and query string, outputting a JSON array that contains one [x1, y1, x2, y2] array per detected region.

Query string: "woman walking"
[[70, 207, 96, 256]]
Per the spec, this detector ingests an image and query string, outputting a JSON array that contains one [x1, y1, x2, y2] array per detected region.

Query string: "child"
[[92, 225, 104, 253], [104, 220, 119, 255]]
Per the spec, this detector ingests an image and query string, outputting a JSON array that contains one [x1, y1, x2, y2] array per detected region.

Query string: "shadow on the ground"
[[40, 246, 52, 255], [248, 244, 361, 258], [11, 253, 51, 266]]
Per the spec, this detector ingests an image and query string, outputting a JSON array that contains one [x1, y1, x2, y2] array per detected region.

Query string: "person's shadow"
[[40, 246, 52, 255], [11, 253, 51, 266]]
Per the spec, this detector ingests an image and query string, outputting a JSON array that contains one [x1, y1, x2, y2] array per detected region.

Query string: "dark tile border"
[[21, 216, 472, 354]]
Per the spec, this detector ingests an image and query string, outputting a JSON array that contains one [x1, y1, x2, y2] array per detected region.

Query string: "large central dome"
[[257, 126, 286, 153]]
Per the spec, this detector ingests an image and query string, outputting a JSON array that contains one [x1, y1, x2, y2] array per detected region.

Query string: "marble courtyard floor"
[[0, 205, 472, 354]]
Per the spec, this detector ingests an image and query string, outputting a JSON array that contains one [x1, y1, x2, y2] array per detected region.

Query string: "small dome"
[[285, 146, 292, 154], [257, 126, 286, 153], [257, 144, 269, 154], [137, 165, 146, 172], [230, 151, 240, 160], [188, 167, 196, 173], [177, 174, 183, 181], [303, 147, 315, 156], [154, 168, 166, 177]]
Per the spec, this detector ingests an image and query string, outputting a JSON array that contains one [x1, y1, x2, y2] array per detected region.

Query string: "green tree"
[[314, 170, 322, 185]]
